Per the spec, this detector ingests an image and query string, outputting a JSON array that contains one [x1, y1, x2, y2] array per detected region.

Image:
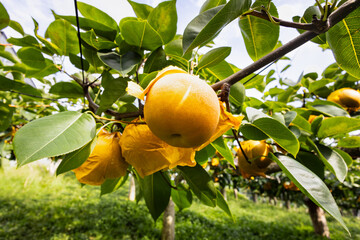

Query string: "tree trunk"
[[251, 193, 258, 203], [161, 199, 175, 240], [128, 175, 136, 201], [305, 197, 330, 238], [285, 200, 291, 210], [220, 186, 227, 201], [234, 188, 238, 200]]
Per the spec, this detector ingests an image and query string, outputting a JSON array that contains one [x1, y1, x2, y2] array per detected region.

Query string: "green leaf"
[[317, 117, 360, 139], [98, 51, 141, 76], [17, 47, 46, 69], [120, 17, 163, 50], [9, 20, 24, 36], [198, 47, 231, 70], [183, 0, 251, 55], [269, 153, 349, 234], [337, 136, 360, 148], [239, 2, 279, 61], [32, 18, 62, 55], [296, 151, 325, 179], [13, 111, 96, 166], [216, 190, 233, 219], [101, 174, 129, 196], [143, 172, 171, 221], [80, 30, 117, 51], [0, 2, 10, 30], [147, 0, 177, 45], [207, 60, 235, 80], [333, 148, 353, 167], [195, 144, 216, 164], [306, 138, 348, 182], [0, 75, 42, 97], [210, 137, 235, 167], [326, 6, 360, 78], [0, 46, 20, 63], [97, 71, 128, 114], [69, 53, 90, 71], [83, 47, 104, 71], [25, 59, 59, 79], [308, 105, 349, 117], [49, 81, 84, 99], [56, 137, 97, 175], [7, 35, 39, 48], [229, 82, 245, 107], [77, 2, 119, 31], [178, 164, 217, 207], [45, 19, 79, 56], [143, 47, 167, 73], [200, 0, 226, 13], [240, 124, 268, 140], [127, 0, 154, 19], [291, 114, 312, 132], [54, 12, 117, 41], [0, 103, 14, 132], [246, 108, 300, 156], [171, 184, 193, 211]]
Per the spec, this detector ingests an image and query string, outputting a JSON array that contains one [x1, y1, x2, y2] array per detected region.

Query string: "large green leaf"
[[32, 18, 61, 55], [80, 30, 117, 51], [296, 151, 324, 179], [269, 153, 349, 234], [143, 47, 167, 73], [97, 72, 128, 114], [127, 0, 154, 19], [45, 19, 79, 56], [142, 172, 171, 221], [101, 174, 129, 196], [178, 164, 217, 207], [326, 6, 360, 78], [147, 0, 177, 45], [8, 35, 39, 48], [0, 2, 10, 30], [317, 117, 360, 139], [216, 190, 233, 219], [9, 20, 24, 36], [307, 138, 348, 182], [54, 12, 117, 41], [183, 0, 251, 55], [98, 51, 141, 76], [200, 0, 226, 13], [198, 47, 231, 70], [17, 47, 46, 69], [239, 2, 279, 61], [120, 17, 163, 50], [240, 124, 268, 140], [83, 47, 104, 71], [229, 82, 245, 107], [171, 184, 193, 211], [69, 53, 90, 71], [195, 144, 216, 164], [337, 136, 360, 148], [56, 137, 97, 175], [246, 108, 300, 156], [13, 111, 96, 166], [0, 46, 19, 64], [0, 103, 14, 132], [210, 136, 235, 167], [77, 2, 119, 31], [308, 104, 349, 117], [207, 60, 234, 80], [25, 59, 59, 79], [49, 81, 84, 99], [0, 75, 42, 97]]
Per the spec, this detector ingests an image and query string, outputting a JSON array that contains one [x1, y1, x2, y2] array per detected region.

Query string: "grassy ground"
[[0, 160, 359, 240]]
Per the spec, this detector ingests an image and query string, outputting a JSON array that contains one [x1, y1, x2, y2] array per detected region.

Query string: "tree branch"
[[83, 86, 142, 119], [244, 10, 317, 31], [211, 0, 360, 91]]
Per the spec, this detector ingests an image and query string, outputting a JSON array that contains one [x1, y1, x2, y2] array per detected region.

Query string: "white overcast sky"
[[2, 0, 335, 83]]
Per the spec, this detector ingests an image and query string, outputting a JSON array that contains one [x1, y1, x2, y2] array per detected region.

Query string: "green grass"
[[0, 161, 359, 240]]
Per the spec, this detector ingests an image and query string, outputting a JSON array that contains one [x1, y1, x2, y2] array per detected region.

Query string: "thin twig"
[[211, 0, 360, 91]]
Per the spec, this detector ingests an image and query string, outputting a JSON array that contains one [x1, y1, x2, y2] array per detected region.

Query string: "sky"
[[1, 0, 336, 86]]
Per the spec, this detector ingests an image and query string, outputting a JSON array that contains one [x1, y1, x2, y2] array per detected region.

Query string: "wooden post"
[[304, 197, 330, 238], [128, 174, 136, 201]]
